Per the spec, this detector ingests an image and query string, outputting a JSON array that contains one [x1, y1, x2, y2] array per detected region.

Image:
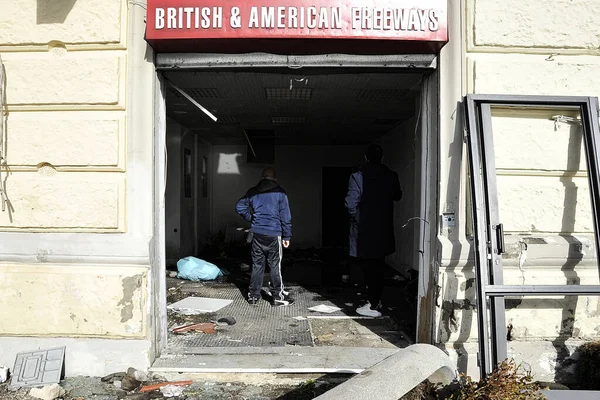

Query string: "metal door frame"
[[464, 94, 600, 399]]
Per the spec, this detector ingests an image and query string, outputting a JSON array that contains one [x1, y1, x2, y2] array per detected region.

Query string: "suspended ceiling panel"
[[165, 70, 423, 145]]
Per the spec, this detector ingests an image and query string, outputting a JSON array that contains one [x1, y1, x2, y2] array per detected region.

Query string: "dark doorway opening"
[[322, 167, 353, 249], [160, 67, 429, 365]]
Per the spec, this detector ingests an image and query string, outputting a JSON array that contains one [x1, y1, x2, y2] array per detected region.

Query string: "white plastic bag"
[[0, 366, 8, 383], [160, 384, 185, 397]]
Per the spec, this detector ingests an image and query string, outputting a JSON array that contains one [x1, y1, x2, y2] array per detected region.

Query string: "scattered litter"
[[150, 373, 167, 382], [393, 274, 407, 281], [121, 375, 141, 391], [225, 225, 248, 243], [316, 333, 334, 342], [214, 316, 237, 326], [29, 383, 65, 400], [160, 384, 185, 397], [101, 372, 125, 383], [114, 381, 122, 389], [308, 304, 341, 313], [293, 316, 307, 321], [139, 380, 193, 393], [168, 271, 178, 278], [177, 256, 224, 281], [0, 366, 8, 383], [344, 303, 353, 307], [227, 338, 243, 343], [127, 367, 148, 382], [240, 263, 250, 271], [173, 322, 217, 334], [167, 296, 232, 314]]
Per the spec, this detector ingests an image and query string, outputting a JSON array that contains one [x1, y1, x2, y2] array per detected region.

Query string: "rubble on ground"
[[1, 371, 344, 400], [29, 384, 65, 400]]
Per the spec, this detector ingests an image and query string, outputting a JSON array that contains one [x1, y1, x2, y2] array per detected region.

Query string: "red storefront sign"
[[145, 0, 448, 54]]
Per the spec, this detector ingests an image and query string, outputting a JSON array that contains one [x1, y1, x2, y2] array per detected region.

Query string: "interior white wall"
[[179, 129, 196, 260], [381, 116, 419, 276], [165, 118, 183, 266], [211, 145, 365, 248], [165, 120, 214, 266], [196, 136, 213, 253]]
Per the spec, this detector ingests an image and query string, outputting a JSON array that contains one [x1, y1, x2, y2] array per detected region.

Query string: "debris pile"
[[101, 367, 192, 399], [171, 316, 236, 335], [29, 383, 65, 400]]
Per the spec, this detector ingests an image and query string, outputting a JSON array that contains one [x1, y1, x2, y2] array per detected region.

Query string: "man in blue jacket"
[[236, 167, 293, 306], [345, 144, 402, 317]]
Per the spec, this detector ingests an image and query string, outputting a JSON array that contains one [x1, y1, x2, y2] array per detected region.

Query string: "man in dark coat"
[[236, 167, 294, 306], [345, 144, 402, 317]]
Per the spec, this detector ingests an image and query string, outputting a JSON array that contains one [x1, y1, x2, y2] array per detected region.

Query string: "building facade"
[[0, 0, 599, 383]]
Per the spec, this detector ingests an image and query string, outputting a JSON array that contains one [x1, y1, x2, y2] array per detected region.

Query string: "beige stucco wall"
[[0, 0, 156, 373], [0, 264, 147, 337], [0, 0, 127, 232], [0, 1, 124, 48], [437, 0, 600, 381]]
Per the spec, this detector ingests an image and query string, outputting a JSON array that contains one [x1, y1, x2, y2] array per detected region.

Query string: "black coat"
[[345, 162, 402, 259]]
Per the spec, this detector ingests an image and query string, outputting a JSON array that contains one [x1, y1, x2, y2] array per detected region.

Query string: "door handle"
[[495, 223, 505, 254]]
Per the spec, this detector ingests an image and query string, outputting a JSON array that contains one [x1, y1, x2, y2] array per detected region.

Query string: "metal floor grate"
[[167, 283, 352, 350]]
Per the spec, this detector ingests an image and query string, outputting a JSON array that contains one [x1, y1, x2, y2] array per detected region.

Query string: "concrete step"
[[150, 346, 399, 374]]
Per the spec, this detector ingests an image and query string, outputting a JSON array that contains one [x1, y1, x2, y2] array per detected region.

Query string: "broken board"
[[168, 296, 233, 314], [10, 347, 65, 389]]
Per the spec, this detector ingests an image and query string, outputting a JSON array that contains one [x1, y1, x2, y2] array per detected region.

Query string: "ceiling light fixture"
[[265, 88, 312, 100], [166, 79, 218, 122]]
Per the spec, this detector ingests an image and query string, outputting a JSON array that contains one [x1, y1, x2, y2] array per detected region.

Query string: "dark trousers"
[[363, 257, 386, 308], [249, 233, 284, 300]]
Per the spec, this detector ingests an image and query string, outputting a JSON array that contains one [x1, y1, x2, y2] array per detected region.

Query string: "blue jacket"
[[235, 179, 292, 240]]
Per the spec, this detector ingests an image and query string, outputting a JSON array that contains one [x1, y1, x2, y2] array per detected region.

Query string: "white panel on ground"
[[167, 297, 233, 314], [10, 347, 65, 389]]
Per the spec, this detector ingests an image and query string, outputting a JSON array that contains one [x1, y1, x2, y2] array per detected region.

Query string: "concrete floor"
[[159, 252, 417, 374]]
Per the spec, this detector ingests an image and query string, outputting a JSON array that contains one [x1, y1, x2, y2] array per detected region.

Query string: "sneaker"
[[272, 294, 295, 307], [268, 282, 290, 297], [356, 302, 382, 317], [247, 297, 260, 305]]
